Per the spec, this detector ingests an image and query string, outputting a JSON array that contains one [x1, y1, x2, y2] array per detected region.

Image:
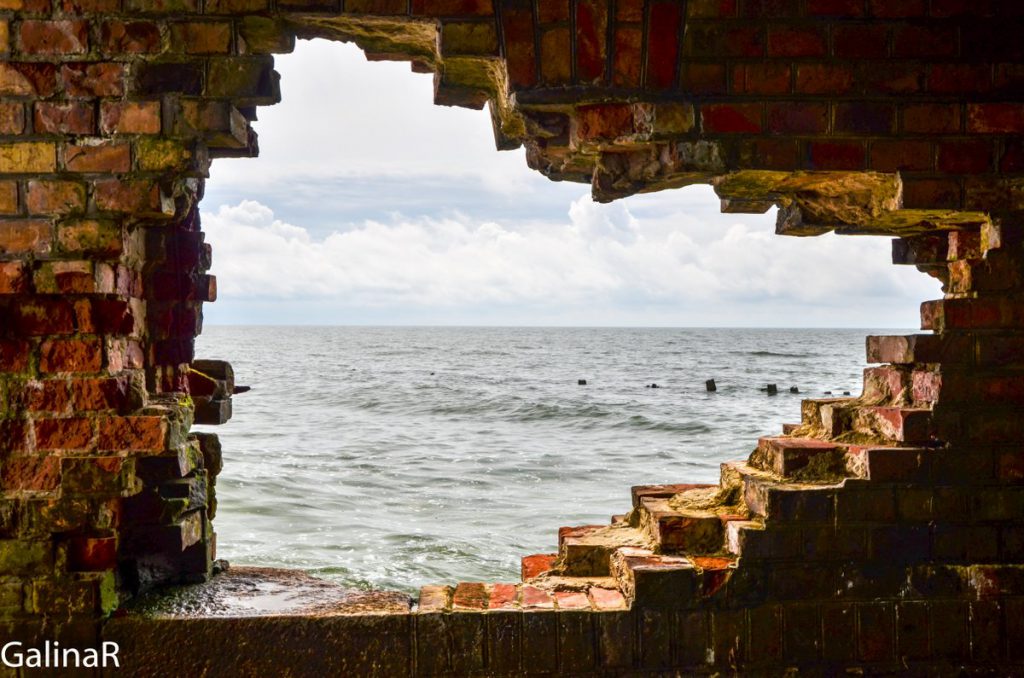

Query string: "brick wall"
[[0, 0, 1023, 674]]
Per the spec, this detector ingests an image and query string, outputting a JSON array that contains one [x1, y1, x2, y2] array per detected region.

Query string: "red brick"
[[97, 416, 166, 453], [732, 62, 791, 95], [99, 20, 161, 54], [74, 376, 133, 411], [903, 103, 961, 135], [33, 101, 95, 135], [34, 417, 94, 450], [809, 141, 865, 170], [18, 20, 88, 55], [99, 101, 161, 135], [500, 8, 535, 88], [868, 0, 925, 17], [744, 138, 800, 169], [902, 178, 961, 209], [937, 140, 992, 174], [616, 0, 643, 21], [1, 456, 60, 491], [683, 62, 726, 94], [967, 104, 1024, 134], [61, 63, 124, 97], [702, 103, 762, 133], [646, 1, 684, 89], [928, 64, 991, 94], [172, 22, 232, 55], [60, 0, 119, 11], [0, 63, 57, 97], [0, 180, 16, 214], [487, 583, 516, 610], [688, 0, 738, 17], [870, 141, 933, 173], [0, 261, 29, 294], [410, 0, 492, 16], [94, 179, 164, 214], [106, 338, 144, 372], [575, 104, 634, 141], [612, 27, 643, 88], [538, 0, 568, 23], [68, 536, 116, 571], [766, 103, 827, 134], [806, 0, 863, 16], [834, 102, 895, 135], [767, 26, 826, 57], [861, 63, 925, 95], [892, 25, 958, 58], [39, 338, 102, 373], [26, 180, 85, 215], [795, 63, 854, 94], [0, 220, 52, 256], [452, 582, 488, 610], [23, 379, 71, 412], [90, 299, 135, 335], [575, 0, 607, 83], [0, 340, 30, 371], [521, 553, 556, 580], [833, 24, 888, 59], [62, 141, 130, 173]]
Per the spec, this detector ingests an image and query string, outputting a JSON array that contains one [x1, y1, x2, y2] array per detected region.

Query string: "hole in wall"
[[194, 39, 942, 593]]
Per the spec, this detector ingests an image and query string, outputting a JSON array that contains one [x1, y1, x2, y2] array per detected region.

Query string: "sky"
[[201, 39, 941, 328]]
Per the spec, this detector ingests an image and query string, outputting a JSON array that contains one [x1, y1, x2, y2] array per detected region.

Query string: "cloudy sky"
[[201, 39, 940, 327]]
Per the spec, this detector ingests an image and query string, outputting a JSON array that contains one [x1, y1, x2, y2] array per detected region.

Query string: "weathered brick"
[[0, 260, 29, 293], [0, 102, 25, 135], [94, 179, 167, 215], [34, 417, 94, 450], [702, 103, 762, 133], [26, 180, 85, 215], [539, 28, 571, 85], [22, 378, 71, 412], [937, 140, 993, 174], [732, 63, 791, 95], [62, 141, 131, 173], [0, 63, 57, 97], [903, 103, 961, 134], [767, 26, 827, 57], [33, 102, 95, 135], [18, 20, 88, 55], [171, 22, 233, 55], [99, 101, 161, 134], [646, 1, 684, 88], [12, 299, 75, 335], [833, 24, 887, 58], [40, 337, 103, 373], [62, 63, 125, 97], [34, 260, 94, 293], [68, 536, 116, 571], [795, 63, 854, 94], [0, 219, 52, 255], [99, 20, 162, 54], [575, 0, 607, 83], [968, 103, 1024, 133], [0, 180, 16, 214], [809, 140, 865, 170], [98, 416, 165, 452], [1, 456, 60, 491]]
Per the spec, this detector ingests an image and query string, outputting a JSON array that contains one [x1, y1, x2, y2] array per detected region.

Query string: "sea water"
[[194, 326, 898, 594]]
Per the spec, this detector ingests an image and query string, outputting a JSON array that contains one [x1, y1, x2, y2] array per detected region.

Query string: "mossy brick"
[[0, 63, 57, 97], [135, 138, 195, 172], [33, 260, 95, 294], [94, 179, 170, 216], [0, 540, 52, 575], [206, 0, 271, 12], [0, 142, 56, 174], [124, 0, 200, 12], [0, 103, 23, 135], [0, 456, 61, 491], [55, 219, 122, 258], [239, 16, 294, 54], [30, 578, 96, 616], [60, 456, 137, 495], [133, 62, 204, 96], [206, 57, 280, 102], [440, 21, 499, 57]]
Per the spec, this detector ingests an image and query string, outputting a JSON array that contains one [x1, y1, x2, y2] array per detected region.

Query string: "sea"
[[194, 326, 897, 595]]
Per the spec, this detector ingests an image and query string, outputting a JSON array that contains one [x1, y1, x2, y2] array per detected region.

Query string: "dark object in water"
[[706, 379, 717, 392], [824, 391, 833, 395], [843, 391, 851, 395], [765, 384, 778, 395], [578, 379, 587, 386], [789, 386, 799, 394], [646, 383, 660, 389], [233, 385, 251, 395]]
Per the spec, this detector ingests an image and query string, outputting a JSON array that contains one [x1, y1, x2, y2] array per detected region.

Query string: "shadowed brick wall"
[[1, 0, 1023, 674]]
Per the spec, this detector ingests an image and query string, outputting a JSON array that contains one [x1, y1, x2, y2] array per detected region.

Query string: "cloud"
[[200, 190, 941, 326]]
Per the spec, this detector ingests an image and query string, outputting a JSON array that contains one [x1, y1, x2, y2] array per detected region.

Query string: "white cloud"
[[202, 190, 940, 325]]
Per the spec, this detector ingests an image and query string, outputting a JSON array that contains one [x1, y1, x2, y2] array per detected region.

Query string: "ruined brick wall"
[[0, 0, 1023, 673]]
